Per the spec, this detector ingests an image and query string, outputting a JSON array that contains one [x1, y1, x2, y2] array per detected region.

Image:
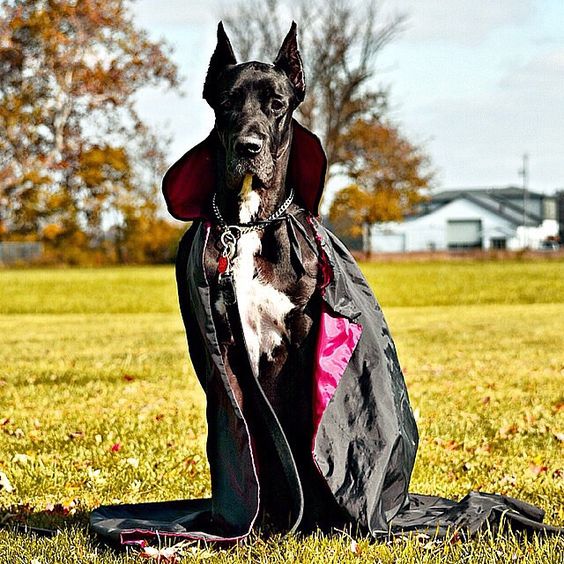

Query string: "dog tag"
[[218, 255, 228, 275]]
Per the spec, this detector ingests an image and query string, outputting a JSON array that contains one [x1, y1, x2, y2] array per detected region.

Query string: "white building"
[[371, 187, 559, 252]]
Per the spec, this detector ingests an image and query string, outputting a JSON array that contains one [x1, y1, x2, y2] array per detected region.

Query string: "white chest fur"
[[225, 189, 295, 374], [231, 231, 295, 373]]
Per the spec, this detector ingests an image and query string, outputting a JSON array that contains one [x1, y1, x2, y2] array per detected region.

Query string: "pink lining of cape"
[[161, 119, 327, 220], [312, 303, 362, 438]]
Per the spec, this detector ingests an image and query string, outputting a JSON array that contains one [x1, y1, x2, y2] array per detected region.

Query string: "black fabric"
[[90, 218, 562, 545]]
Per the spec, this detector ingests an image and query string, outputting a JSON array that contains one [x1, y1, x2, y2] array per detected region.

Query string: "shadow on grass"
[[0, 502, 90, 538]]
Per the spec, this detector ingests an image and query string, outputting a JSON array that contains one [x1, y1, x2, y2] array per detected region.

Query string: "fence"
[[0, 242, 44, 264]]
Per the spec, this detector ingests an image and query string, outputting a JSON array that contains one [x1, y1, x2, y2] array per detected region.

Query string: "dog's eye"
[[220, 99, 232, 111], [271, 99, 284, 112]]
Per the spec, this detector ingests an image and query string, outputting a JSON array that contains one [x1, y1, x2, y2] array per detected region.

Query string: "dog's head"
[[203, 22, 305, 192]]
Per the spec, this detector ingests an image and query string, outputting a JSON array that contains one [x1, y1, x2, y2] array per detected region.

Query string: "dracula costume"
[[90, 121, 563, 547]]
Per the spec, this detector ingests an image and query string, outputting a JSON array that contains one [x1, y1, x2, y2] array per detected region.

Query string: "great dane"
[[200, 23, 341, 531]]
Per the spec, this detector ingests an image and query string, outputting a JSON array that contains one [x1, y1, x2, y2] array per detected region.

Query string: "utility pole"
[[518, 153, 529, 248]]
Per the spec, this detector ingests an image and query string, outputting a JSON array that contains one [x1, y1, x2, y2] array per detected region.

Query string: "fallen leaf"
[[499, 424, 518, 439], [44, 501, 77, 516], [524, 412, 538, 425], [12, 453, 33, 465], [0, 417, 10, 426], [0, 471, 14, 493], [87, 467, 103, 483], [481, 396, 491, 405], [110, 442, 122, 452], [475, 443, 492, 455], [138, 545, 180, 562], [349, 539, 361, 555], [126, 457, 139, 468], [553, 432, 564, 442], [529, 462, 548, 477], [553, 402, 564, 413], [434, 438, 461, 450], [123, 374, 135, 382], [68, 431, 84, 440], [500, 474, 517, 486]]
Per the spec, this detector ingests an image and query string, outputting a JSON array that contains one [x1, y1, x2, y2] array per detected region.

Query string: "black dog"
[[200, 23, 341, 531], [90, 22, 563, 547]]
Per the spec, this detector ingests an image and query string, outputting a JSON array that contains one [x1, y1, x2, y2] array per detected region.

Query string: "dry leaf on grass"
[[499, 423, 518, 439], [529, 462, 548, 477], [12, 453, 33, 465], [138, 541, 202, 562], [139, 546, 180, 562], [0, 471, 14, 493], [349, 539, 361, 555]]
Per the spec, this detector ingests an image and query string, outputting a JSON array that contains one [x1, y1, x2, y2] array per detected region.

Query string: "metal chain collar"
[[212, 188, 294, 278]]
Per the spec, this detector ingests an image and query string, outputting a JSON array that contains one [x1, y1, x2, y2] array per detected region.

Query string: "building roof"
[[432, 186, 546, 201], [419, 186, 545, 226]]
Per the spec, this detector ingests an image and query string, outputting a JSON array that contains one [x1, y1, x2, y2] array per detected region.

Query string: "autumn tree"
[[329, 117, 433, 255], [0, 0, 180, 260], [222, 0, 404, 175]]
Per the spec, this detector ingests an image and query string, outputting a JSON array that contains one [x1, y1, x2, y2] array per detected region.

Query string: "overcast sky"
[[133, 0, 564, 199]]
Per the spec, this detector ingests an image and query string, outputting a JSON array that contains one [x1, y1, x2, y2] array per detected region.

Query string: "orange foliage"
[[0, 0, 180, 263], [329, 118, 434, 239]]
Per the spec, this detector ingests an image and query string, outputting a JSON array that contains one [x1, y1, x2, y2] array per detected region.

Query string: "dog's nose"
[[235, 136, 263, 157]]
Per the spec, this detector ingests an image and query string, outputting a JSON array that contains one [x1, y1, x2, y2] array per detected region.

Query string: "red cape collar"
[[162, 119, 327, 221]]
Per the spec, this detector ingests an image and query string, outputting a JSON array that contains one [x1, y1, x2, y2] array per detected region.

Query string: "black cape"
[[90, 122, 562, 546]]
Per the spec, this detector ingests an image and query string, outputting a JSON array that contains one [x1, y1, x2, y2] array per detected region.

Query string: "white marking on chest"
[[232, 189, 294, 374]]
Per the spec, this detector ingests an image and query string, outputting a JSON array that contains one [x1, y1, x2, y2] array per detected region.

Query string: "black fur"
[[202, 23, 342, 531]]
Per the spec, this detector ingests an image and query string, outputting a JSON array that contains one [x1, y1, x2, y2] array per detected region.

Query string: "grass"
[[0, 259, 563, 562]]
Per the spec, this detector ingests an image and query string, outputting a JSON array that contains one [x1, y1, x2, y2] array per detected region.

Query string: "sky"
[[132, 0, 564, 202]]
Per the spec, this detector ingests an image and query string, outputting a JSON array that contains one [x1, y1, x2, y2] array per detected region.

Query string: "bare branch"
[[221, 0, 405, 175]]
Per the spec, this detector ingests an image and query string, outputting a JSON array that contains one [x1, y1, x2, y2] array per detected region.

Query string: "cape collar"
[[162, 119, 327, 221]]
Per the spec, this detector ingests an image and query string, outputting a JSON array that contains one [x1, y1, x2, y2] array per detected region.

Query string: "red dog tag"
[[218, 255, 228, 274]]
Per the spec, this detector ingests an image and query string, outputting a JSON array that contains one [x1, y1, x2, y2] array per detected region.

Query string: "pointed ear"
[[274, 22, 305, 104], [203, 22, 237, 106]]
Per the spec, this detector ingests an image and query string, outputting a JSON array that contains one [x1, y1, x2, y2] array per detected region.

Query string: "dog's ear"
[[203, 22, 237, 106], [274, 22, 305, 104]]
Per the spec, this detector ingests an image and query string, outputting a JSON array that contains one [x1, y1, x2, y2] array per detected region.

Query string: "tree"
[[329, 117, 433, 255], [222, 0, 404, 175], [0, 0, 180, 254]]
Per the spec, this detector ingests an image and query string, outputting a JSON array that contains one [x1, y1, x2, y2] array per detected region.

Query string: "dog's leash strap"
[[286, 218, 305, 278], [223, 288, 305, 533]]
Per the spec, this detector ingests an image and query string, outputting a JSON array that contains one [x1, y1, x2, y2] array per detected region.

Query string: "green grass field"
[[0, 260, 563, 563]]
